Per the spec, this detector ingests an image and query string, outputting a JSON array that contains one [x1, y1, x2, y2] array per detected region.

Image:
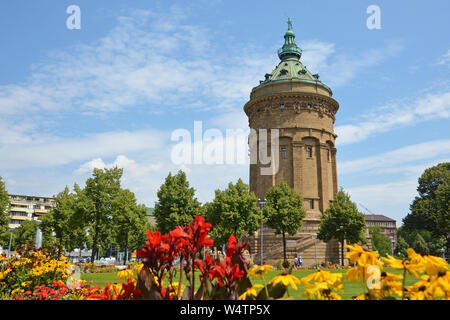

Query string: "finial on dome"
[[278, 18, 302, 61], [287, 17, 293, 31]]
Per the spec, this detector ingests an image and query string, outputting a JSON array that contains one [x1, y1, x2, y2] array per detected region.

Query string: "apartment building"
[[365, 214, 397, 248], [8, 194, 55, 229]]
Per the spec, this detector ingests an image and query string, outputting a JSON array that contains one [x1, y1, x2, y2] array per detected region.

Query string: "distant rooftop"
[[364, 214, 396, 223], [9, 194, 56, 200], [147, 208, 155, 216]]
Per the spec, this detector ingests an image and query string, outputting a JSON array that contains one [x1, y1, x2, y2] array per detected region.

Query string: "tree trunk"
[[282, 232, 287, 263], [341, 241, 345, 266], [58, 233, 63, 257], [124, 232, 129, 265], [91, 227, 99, 263]]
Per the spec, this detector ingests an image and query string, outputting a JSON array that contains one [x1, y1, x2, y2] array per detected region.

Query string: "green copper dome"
[[254, 18, 331, 94]]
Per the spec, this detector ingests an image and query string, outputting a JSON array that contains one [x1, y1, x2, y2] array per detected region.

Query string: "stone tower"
[[243, 19, 340, 265]]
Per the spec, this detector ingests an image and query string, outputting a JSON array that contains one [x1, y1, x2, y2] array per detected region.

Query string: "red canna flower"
[[195, 251, 217, 281]]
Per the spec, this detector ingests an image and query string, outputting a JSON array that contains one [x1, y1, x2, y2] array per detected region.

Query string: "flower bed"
[[1, 215, 449, 300]]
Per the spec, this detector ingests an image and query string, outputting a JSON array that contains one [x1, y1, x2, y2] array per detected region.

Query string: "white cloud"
[[73, 153, 248, 206], [0, 130, 167, 170], [340, 139, 450, 175], [301, 40, 403, 87], [335, 91, 450, 145], [0, 8, 274, 118], [74, 155, 164, 176], [437, 49, 450, 66], [347, 179, 418, 224]]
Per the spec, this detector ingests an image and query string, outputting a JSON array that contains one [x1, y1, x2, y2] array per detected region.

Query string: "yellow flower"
[[269, 274, 302, 291], [117, 269, 134, 279], [133, 263, 144, 276], [168, 282, 185, 297], [382, 254, 423, 278], [407, 271, 450, 300], [346, 266, 364, 283], [238, 284, 264, 300], [302, 270, 344, 300], [303, 282, 328, 300], [422, 254, 448, 276], [301, 270, 344, 292], [247, 265, 273, 280], [346, 244, 383, 268], [323, 291, 342, 300]]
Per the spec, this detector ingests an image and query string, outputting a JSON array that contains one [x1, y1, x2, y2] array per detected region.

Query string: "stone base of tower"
[[244, 219, 344, 267]]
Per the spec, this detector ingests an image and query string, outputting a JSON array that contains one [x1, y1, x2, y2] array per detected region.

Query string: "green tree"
[[369, 226, 392, 257], [412, 234, 429, 254], [154, 171, 201, 234], [317, 189, 366, 266], [395, 236, 409, 258], [0, 177, 10, 246], [397, 226, 445, 256], [263, 181, 306, 263], [204, 179, 260, 247], [403, 163, 449, 232], [401, 162, 450, 255], [78, 167, 123, 262], [435, 183, 450, 251], [12, 220, 37, 249], [111, 189, 148, 264], [39, 186, 75, 248]]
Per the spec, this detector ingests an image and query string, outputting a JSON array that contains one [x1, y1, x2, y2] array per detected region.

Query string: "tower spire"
[[278, 18, 302, 61]]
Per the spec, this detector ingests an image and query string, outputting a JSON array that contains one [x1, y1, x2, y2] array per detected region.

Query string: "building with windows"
[[7, 194, 56, 229], [244, 19, 340, 265], [364, 214, 397, 248]]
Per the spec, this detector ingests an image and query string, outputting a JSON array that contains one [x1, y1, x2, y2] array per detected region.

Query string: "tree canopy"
[[77, 167, 123, 262], [317, 189, 366, 265], [0, 177, 10, 246], [263, 181, 306, 262], [401, 162, 449, 256], [111, 188, 149, 263], [369, 225, 392, 257], [154, 170, 201, 234], [204, 178, 260, 247]]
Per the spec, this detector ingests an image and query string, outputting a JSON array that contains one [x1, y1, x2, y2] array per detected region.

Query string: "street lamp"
[[391, 237, 395, 257], [258, 198, 266, 266]]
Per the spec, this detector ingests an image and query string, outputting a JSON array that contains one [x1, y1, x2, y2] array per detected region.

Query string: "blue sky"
[[0, 0, 449, 226]]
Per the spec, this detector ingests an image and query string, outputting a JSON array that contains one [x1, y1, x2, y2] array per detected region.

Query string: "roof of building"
[[364, 214, 396, 223], [147, 208, 155, 216], [253, 18, 331, 93], [8, 194, 56, 200]]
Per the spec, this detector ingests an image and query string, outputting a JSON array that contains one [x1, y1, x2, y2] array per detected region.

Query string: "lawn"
[[81, 267, 417, 300]]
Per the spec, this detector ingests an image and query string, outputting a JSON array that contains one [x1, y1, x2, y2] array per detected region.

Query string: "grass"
[[81, 267, 418, 300]]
